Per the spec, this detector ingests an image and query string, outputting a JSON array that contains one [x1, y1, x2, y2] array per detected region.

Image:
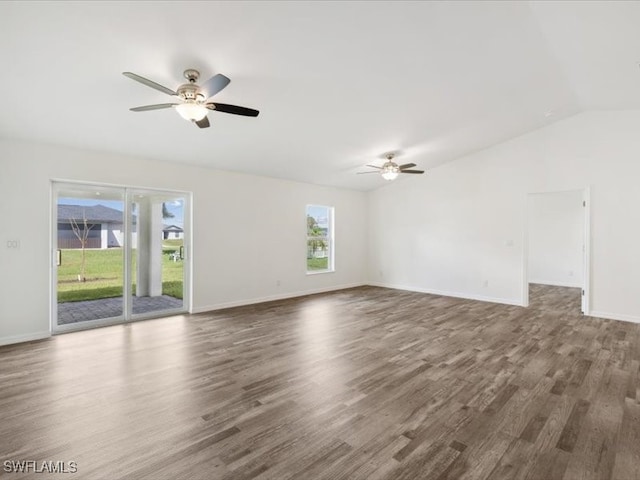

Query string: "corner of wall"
[[0, 331, 51, 347]]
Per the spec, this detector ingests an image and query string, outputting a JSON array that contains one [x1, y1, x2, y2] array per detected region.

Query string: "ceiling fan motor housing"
[[177, 84, 204, 102], [178, 69, 205, 101]]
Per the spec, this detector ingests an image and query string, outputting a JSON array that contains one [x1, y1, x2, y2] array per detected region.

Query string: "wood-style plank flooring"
[[1, 285, 639, 479]]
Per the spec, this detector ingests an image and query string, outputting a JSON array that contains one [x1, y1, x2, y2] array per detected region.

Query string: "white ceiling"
[[0, 1, 638, 190]]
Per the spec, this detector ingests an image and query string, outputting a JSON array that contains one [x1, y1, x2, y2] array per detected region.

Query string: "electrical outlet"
[[6, 240, 19, 249], [483, 280, 489, 288]]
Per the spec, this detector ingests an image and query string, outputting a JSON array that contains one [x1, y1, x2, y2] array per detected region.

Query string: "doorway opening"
[[524, 188, 590, 314], [52, 181, 191, 332]]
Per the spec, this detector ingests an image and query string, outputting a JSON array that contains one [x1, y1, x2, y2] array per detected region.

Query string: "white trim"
[[589, 311, 640, 325], [528, 280, 583, 288], [521, 192, 529, 307], [192, 282, 365, 313], [54, 307, 189, 334], [583, 186, 591, 315], [183, 193, 193, 314], [0, 331, 50, 347], [367, 282, 524, 307], [55, 315, 124, 334], [123, 189, 132, 320], [49, 177, 189, 196], [50, 181, 57, 333], [306, 270, 335, 276]]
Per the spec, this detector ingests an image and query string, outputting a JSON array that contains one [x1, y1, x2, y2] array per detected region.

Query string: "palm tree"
[[307, 215, 327, 258], [162, 203, 174, 219]]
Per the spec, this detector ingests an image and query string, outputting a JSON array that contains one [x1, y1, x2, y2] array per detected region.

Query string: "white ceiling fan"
[[123, 69, 259, 129], [358, 152, 425, 180]]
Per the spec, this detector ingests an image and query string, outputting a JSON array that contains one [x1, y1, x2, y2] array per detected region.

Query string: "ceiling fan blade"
[[207, 103, 259, 117], [195, 116, 210, 129], [365, 164, 382, 169], [398, 163, 416, 169], [400, 170, 425, 174], [357, 171, 380, 174], [200, 74, 231, 99], [129, 103, 178, 112], [123, 72, 177, 96]]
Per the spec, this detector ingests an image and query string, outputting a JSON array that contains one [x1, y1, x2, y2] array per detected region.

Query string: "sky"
[[58, 197, 185, 227], [307, 205, 330, 227]]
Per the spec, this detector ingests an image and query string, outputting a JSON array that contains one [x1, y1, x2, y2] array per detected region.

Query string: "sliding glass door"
[[52, 182, 190, 332], [128, 189, 187, 319], [54, 183, 125, 327]]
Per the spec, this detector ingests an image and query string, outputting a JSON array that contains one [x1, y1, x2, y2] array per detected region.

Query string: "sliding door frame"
[[51, 179, 192, 334], [126, 187, 192, 322]]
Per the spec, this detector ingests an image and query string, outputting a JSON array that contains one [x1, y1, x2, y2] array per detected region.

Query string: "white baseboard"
[[0, 331, 50, 347], [589, 310, 640, 325], [192, 282, 366, 314], [367, 282, 524, 307], [529, 279, 582, 288]]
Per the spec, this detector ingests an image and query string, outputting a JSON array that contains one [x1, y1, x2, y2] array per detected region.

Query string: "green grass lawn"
[[307, 257, 329, 271], [162, 239, 184, 249], [57, 246, 184, 302]]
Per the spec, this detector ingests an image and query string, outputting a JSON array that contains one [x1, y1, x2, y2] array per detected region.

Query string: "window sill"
[[306, 269, 335, 276]]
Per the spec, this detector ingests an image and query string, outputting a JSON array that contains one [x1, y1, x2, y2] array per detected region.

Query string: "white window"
[[306, 205, 334, 273]]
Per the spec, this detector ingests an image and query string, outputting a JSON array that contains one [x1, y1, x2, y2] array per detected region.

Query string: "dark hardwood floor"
[[1, 285, 639, 479]]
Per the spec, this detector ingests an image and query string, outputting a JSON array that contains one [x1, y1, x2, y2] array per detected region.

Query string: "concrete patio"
[[58, 295, 183, 325]]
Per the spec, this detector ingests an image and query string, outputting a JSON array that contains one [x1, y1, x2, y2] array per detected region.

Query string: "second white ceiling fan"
[[358, 153, 425, 180]]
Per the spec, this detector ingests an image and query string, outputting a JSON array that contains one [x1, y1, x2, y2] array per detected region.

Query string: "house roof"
[[163, 225, 184, 232], [1, 2, 639, 190], [58, 205, 124, 224]]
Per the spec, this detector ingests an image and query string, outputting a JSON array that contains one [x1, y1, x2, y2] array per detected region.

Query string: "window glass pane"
[[306, 205, 333, 273], [56, 188, 124, 325]]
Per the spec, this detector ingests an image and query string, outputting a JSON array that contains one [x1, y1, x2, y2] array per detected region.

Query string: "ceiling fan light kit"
[[176, 102, 207, 121], [381, 162, 400, 181], [123, 68, 259, 129]]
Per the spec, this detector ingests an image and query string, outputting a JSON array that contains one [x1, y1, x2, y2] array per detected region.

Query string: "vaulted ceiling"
[[1, 1, 638, 190]]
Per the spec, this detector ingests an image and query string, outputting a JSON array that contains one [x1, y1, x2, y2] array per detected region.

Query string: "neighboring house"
[[162, 224, 184, 240], [58, 204, 128, 249]]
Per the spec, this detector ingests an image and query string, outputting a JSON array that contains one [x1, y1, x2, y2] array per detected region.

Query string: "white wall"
[[368, 110, 640, 323], [0, 139, 367, 345], [528, 190, 584, 288], [4, 109, 640, 345]]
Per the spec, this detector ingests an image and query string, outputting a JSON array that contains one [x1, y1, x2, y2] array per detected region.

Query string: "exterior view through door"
[[53, 182, 190, 331]]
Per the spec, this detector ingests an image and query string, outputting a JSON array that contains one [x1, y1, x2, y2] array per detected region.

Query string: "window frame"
[[305, 204, 335, 274]]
